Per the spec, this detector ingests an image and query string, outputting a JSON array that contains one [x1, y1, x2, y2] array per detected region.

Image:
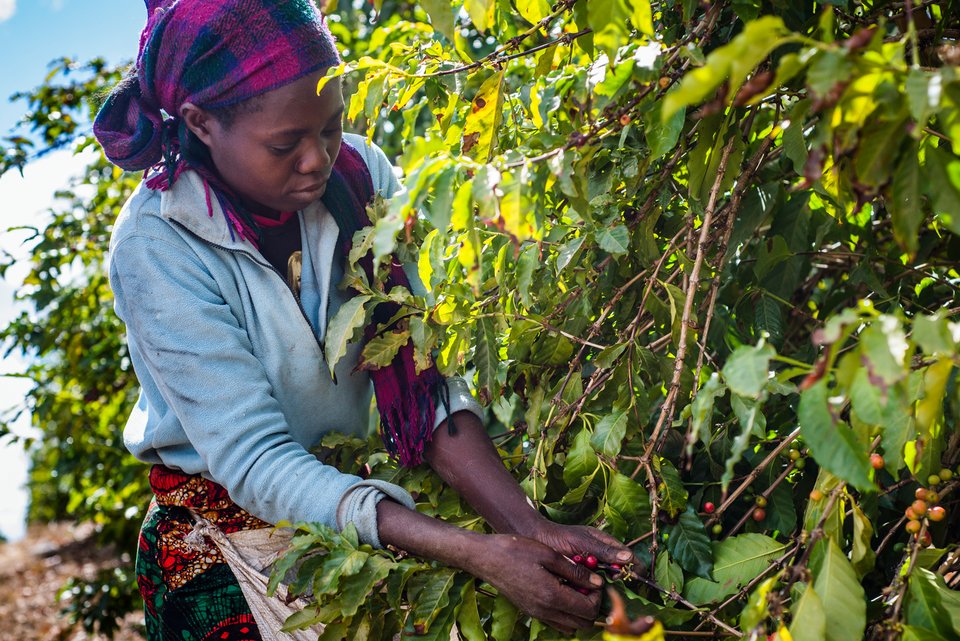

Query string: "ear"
[[180, 102, 216, 146]]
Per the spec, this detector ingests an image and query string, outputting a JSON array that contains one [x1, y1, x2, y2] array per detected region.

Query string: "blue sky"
[[0, 0, 143, 541], [0, 0, 145, 135]]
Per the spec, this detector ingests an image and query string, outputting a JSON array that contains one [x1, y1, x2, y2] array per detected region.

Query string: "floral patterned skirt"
[[136, 465, 272, 641]]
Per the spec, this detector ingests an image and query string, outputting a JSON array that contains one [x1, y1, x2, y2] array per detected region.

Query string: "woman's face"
[[185, 71, 344, 214]]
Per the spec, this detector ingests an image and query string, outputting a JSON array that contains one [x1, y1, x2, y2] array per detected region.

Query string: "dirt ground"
[[0, 522, 145, 641]]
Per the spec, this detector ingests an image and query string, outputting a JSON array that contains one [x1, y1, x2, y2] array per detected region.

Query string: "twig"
[[416, 1, 579, 78], [888, 519, 927, 624], [707, 428, 801, 527], [626, 572, 743, 638], [689, 130, 776, 400], [636, 134, 739, 471], [724, 459, 797, 538], [693, 542, 800, 632]]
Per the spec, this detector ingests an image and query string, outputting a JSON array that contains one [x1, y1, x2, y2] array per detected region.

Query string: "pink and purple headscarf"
[[94, 0, 340, 243]]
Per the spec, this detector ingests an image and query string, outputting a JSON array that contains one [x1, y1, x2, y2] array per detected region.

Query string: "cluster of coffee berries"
[[752, 496, 767, 522], [905, 481, 949, 541], [786, 447, 807, 469], [569, 554, 625, 594], [571, 554, 599, 570], [925, 468, 954, 487]]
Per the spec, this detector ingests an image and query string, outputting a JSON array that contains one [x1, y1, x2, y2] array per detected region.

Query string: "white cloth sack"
[[185, 517, 322, 641]]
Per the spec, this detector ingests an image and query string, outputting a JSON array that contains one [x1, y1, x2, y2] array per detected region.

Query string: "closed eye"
[[269, 143, 297, 155]]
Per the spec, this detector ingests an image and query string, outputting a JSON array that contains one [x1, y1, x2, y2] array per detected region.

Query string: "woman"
[[95, 1, 635, 639]]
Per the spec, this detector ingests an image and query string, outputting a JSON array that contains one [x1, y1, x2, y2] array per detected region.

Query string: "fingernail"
[[617, 550, 633, 562], [591, 574, 603, 587]]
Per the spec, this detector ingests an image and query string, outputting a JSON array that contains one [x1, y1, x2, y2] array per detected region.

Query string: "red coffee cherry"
[[703, 502, 716, 514], [585, 555, 599, 569], [870, 453, 884, 470], [752, 508, 766, 522]]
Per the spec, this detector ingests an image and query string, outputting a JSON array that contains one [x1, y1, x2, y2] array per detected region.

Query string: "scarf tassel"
[[370, 343, 454, 467]]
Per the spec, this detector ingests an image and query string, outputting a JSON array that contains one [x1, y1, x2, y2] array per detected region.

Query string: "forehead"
[[239, 73, 343, 133]]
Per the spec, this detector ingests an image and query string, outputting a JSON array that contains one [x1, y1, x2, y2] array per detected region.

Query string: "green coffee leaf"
[[812, 539, 866, 641], [597, 224, 630, 255], [408, 568, 457, 634], [889, 143, 924, 255], [687, 374, 726, 454], [722, 342, 775, 399], [474, 317, 499, 403], [657, 457, 689, 519], [606, 471, 652, 540], [591, 408, 629, 457], [850, 500, 876, 577], [338, 555, 394, 617], [788, 584, 827, 641], [324, 295, 371, 377], [313, 548, 369, 595], [684, 534, 787, 605], [662, 16, 789, 119], [456, 583, 486, 641], [655, 551, 685, 593], [798, 380, 873, 492], [564, 427, 600, 487], [722, 395, 766, 491], [665, 507, 714, 580], [491, 593, 519, 641]]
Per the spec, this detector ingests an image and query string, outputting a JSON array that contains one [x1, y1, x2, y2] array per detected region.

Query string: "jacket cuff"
[[433, 377, 484, 431], [335, 480, 416, 548]]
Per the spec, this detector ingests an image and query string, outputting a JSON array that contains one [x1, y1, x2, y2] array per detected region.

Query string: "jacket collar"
[[158, 170, 324, 254]]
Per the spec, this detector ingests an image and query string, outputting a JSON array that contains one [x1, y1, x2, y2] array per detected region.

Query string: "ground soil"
[[0, 522, 145, 641]]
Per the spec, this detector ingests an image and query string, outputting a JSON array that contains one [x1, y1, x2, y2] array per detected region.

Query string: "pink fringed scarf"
[[324, 143, 453, 467]]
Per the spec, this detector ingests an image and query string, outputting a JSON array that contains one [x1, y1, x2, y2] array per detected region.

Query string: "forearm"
[[424, 410, 546, 537], [376, 499, 485, 574]]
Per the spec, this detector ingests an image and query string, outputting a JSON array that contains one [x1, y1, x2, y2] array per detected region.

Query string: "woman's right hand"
[[468, 533, 604, 634]]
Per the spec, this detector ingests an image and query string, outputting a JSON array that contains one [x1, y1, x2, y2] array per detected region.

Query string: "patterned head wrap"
[[94, 0, 341, 243]]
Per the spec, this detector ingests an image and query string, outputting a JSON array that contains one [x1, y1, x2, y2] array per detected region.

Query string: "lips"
[[295, 183, 324, 194]]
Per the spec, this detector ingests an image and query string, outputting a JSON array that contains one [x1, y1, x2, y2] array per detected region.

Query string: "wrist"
[[507, 508, 551, 540]]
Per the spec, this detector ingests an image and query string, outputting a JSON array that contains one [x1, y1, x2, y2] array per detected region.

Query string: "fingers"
[[537, 584, 601, 633], [545, 551, 603, 590], [578, 527, 638, 566]]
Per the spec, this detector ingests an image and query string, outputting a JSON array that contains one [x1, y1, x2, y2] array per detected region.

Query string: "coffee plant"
[[2, 0, 960, 639]]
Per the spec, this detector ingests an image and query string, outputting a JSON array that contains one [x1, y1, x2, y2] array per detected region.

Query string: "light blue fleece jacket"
[[108, 134, 482, 547]]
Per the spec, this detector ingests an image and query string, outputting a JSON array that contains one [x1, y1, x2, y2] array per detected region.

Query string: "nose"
[[296, 136, 331, 175]]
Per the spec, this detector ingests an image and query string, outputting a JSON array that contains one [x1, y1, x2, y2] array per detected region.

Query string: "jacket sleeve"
[[110, 230, 412, 545]]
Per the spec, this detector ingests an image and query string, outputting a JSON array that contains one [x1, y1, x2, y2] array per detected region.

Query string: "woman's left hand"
[[528, 520, 639, 570]]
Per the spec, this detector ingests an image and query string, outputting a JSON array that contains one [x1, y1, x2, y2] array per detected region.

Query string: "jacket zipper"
[[169, 220, 331, 371]]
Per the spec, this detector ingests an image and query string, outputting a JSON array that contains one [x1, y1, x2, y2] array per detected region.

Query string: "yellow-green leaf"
[[464, 0, 495, 32], [359, 329, 411, 370], [462, 72, 504, 162], [324, 295, 372, 378]]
